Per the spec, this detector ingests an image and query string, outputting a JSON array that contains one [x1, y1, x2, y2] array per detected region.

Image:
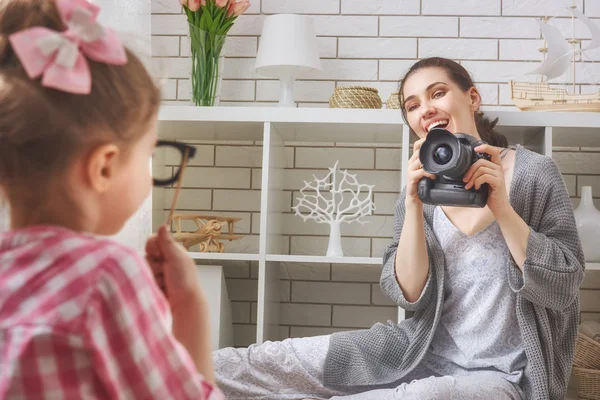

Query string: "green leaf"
[[213, 8, 225, 29], [205, 11, 215, 32], [217, 19, 234, 35], [184, 7, 194, 23]]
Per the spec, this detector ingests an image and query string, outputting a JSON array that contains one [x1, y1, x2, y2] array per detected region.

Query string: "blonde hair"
[[0, 0, 160, 198]]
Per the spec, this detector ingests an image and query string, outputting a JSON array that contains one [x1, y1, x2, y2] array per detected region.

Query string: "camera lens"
[[433, 144, 453, 165]]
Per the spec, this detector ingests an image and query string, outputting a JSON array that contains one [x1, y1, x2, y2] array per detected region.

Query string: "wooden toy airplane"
[[171, 214, 244, 252]]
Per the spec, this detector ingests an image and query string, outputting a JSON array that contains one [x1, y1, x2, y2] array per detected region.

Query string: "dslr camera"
[[417, 127, 490, 208]]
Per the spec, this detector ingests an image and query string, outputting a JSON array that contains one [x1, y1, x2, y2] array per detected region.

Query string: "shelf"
[[266, 254, 383, 265], [483, 110, 600, 129], [587, 263, 600, 271], [189, 252, 259, 262], [155, 105, 600, 346], [158, 105, 403, 125], [264, 255, 600, 268], [158, 106, 600, 146], [552, 126, 600, 148], [158, 106, 404, 143], [158, 106, 600, 128]]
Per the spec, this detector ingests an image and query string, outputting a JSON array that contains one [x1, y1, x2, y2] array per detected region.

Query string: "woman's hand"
[[406, 138, 436, 207], [462, 144, 510, 216], [145, 225, 204, 311]]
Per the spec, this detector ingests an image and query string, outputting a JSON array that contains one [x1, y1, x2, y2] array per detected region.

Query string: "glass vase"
[[188, 24, 226, 107]]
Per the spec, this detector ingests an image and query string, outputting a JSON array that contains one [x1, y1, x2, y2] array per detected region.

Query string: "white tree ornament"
[[292, 160, 375, 257]]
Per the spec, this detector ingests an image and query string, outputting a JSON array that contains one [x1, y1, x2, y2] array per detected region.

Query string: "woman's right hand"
[[405, 138, 436, 206]]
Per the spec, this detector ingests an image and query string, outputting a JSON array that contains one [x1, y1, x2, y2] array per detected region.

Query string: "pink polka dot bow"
[[8, 0, 128, 94]]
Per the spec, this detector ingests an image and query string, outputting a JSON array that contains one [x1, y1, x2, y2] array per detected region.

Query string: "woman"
[[213, 57, 585, 400]]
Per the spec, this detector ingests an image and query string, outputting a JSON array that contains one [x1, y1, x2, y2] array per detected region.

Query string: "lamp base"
[[278, 75, 296, 107]]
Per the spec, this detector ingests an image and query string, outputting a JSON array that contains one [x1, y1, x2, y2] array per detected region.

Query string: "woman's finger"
[[474, 144, 503, 165], [463, 159, 501, 183], [411, 138, 426, 159], [409, 157, 423, 171], [472, 174, 500, 191], [409, 168, 436, 182], [465, 166, 498, 189]]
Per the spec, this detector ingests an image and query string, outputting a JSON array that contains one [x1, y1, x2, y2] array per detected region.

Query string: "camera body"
[[417, 127, 490, 208]]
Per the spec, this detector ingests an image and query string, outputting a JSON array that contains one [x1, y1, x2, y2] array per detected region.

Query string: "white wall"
[[151, 0, 600, 107], [96, 0, 153, 252], [151, 0, 600, 345]]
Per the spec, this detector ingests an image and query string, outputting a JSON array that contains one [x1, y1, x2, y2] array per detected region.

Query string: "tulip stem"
[[190, 26, 225, 106]]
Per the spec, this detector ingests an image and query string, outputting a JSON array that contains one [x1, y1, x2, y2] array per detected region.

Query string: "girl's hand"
[[145, 225, 203, 311], [462, 144, 510, 216], [406, 138, 436, 207]]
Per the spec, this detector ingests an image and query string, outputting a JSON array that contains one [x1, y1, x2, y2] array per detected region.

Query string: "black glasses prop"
[[153, 140, 197, 225]]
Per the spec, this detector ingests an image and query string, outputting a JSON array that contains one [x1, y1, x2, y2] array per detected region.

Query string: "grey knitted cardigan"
[[323, 145, 586, 400]]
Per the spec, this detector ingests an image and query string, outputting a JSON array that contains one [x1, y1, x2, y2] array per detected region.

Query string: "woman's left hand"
[[462, 144, 510, 216]]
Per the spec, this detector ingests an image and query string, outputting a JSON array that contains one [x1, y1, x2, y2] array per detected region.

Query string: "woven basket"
[[386, 92, 401, 109], [572, 367, 600, 400], [329, 86, 382, 109], [575, 331, 600, 369]]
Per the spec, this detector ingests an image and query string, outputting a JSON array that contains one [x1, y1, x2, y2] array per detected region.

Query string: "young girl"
[[213, 57, 585, 400], [0, 0, 223, 398]]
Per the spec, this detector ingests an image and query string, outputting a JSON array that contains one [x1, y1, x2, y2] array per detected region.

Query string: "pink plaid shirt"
[[0, 226, 225, 399]]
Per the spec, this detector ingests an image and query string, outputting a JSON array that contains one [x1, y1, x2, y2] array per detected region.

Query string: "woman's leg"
[[213, 335, 346, 400], [329, 372, 523, 400]]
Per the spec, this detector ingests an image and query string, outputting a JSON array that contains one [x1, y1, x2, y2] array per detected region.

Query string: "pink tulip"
[[216, 0, 228, 7], [188, 0, 201, 11], [228, 0, 250, 17]]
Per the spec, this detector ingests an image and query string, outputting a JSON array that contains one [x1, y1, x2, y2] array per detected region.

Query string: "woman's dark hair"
[[398, 57, 508, 148]]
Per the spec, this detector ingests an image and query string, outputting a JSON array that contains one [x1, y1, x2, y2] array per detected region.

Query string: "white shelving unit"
[[588, 263, 600, 271], [157, 105, 600, 345]]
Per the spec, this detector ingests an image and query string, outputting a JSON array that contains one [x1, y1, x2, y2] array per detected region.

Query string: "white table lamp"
[[255, 14, 321, 107]]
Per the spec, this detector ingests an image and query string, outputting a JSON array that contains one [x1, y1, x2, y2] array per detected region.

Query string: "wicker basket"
[[386, 92, 401, 109], [575, 331, 600, 369], [329, 86, 382, 109], [572, 367, 600, 400]]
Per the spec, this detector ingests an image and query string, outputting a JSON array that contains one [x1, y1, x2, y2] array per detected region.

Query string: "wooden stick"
[[166, 149, 189, 227]]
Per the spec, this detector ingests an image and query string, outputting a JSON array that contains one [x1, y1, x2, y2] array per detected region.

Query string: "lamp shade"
[[255, 14, 321, 78]]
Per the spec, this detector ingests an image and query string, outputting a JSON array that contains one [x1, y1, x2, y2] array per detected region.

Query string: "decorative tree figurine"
[[293, 161, 375, 257]]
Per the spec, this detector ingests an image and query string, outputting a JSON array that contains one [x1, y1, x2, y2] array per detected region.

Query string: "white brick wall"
[[151, 0, 600, 345], [152, 0, 599, 107]]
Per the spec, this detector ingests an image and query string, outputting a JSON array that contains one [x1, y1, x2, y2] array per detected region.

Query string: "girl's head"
[[0, 0, 161, 235], [399, 57, 508, 148]]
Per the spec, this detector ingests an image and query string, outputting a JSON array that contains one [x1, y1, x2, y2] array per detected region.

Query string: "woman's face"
[[402, 67, 481, 139]]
